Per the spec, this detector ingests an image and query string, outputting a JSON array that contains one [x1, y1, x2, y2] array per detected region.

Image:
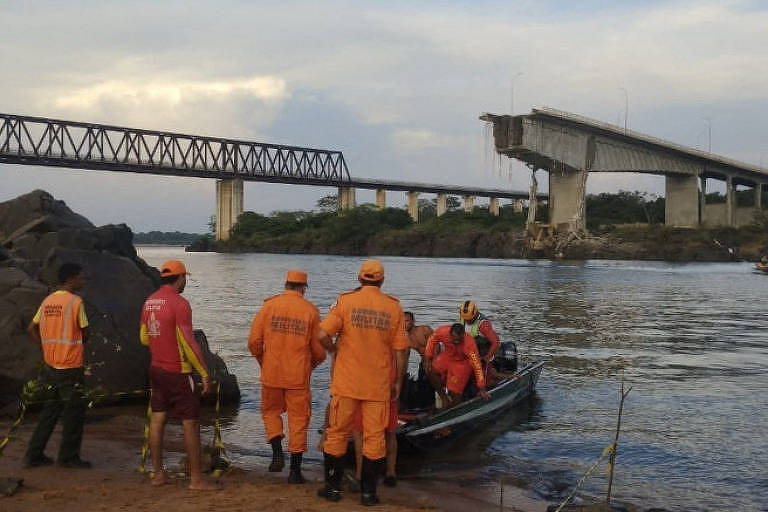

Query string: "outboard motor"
[[493, 341, 518, 373]]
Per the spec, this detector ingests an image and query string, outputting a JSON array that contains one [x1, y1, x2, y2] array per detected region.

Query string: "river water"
[[137, 246, 768, 511]]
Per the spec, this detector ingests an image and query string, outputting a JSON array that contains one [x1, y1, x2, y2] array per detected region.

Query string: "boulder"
[[0, 191, 240, 412]]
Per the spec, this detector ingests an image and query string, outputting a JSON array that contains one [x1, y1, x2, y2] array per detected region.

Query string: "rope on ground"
[[553, 442, 615, 512]]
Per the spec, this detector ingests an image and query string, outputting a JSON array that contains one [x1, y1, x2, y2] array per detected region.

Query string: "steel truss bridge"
[[0, 112, 538, 202]]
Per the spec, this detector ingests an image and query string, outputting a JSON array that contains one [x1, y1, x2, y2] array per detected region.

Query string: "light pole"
[[510, 72, 523, 114], [704, 117, 712, 153], [618, 86, 629, 133]]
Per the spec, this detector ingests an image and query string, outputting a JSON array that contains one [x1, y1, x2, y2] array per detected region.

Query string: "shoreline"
[[0, 405, 547, 511]]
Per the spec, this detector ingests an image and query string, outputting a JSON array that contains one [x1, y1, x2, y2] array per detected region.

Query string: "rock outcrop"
[[0, 190, 239, 412]]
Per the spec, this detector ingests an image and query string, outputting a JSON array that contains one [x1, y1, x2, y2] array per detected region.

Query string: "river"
[[137, 246, 768, 511]]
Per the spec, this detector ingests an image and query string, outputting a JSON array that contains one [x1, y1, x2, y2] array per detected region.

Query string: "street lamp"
[[510, 72, 523, 114], [618, 86, 629, 133], [704, 117, 712, 153]]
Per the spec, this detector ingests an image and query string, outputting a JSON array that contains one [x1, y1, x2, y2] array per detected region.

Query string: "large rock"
[[0, 191, 240, 412]]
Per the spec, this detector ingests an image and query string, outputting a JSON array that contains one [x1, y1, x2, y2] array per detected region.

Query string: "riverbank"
[[0, 406, 545, 512], [191, 220, 768, 262]]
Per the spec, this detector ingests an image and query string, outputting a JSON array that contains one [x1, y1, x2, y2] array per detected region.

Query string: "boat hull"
[[397, 361, 544, 452]]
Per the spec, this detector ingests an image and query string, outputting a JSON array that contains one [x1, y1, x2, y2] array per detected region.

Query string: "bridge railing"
[[0, 113, 350, 183]]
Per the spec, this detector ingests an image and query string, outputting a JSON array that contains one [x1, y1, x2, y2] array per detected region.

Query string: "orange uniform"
[[426, 325, 485, 394], [320, 285, 408, 459], [248, 289, 325, 454], [33, 290, 89, 369]]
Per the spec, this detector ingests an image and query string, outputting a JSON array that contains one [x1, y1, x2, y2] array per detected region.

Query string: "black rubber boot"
[[317, 453, 343, 502], [287, 453, 305, 484], [360, 456, 384, 506], [268, 436, 284, 472]]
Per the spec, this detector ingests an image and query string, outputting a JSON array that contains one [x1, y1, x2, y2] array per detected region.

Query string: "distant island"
[[134, 230, 208, 246], [187, 191, 768, 262]]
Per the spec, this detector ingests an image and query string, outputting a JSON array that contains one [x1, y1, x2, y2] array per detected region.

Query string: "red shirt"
[[139, 285, 209, 378]]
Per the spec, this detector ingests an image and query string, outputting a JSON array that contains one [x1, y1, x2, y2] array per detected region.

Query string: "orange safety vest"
[[38, 291, 85, 369]]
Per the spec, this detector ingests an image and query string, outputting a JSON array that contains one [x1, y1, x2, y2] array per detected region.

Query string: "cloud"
[[52, 76, 287, 110]]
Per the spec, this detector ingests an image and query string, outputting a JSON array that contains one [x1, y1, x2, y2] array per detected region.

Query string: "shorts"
[[432, 353, 473, 395], [352, 399, 398, 433], [149, 366, 201, 420]]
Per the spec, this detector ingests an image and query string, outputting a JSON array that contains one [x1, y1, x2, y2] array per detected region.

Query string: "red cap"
[[358, 259, 384, 281], [160, 260, 190, 277], [285, 270, 308, 284]]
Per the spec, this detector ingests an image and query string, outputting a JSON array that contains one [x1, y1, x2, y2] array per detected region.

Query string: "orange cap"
[[358, 259, 384, 281], [285, 270, 308, 284], [159, 259, 190, 277]]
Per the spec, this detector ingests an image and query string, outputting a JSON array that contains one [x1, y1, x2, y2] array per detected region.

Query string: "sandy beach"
[[0, 405, 545, 512]]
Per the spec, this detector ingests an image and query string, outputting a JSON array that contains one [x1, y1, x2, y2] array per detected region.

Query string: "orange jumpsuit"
[[426, 325, 485, 395], [248, 290, 325, 454], [320, 286, 408, 459]]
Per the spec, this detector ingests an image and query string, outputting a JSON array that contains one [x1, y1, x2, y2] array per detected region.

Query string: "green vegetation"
[[192, 190, 768, 261], [134, 230, 206, 245]]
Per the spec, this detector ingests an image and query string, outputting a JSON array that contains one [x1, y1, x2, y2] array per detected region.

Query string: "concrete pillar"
[[665, 175, 700, 227], [549, 168, 587, 231], [215, 178, 244, 241], [757, 184, 763, 209], [338, 186, 356, 211], [489, 197, 499, 216], [463, 195, 475, 213], [407, 191, 419, 222], [375, 189, 386, 209], [513, 199, 524, 213], [436, 193, 447, 217], [726, 176, 734, 226]]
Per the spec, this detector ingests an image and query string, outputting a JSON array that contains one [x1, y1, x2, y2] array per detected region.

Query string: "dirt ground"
[[0, 406, 544, 512]]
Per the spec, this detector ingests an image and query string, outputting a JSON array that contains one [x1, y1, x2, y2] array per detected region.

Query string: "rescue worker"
[[317, 259, 408, 506], [458, 301, 500, 363], [424, 323, 490, 409], [139, 260, 219, 491], [24, 262, 91, 468], [247, 270, 325, 484]]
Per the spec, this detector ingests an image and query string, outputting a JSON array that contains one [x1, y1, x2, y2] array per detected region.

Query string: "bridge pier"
[[436, 193, 447, 217], [513, 199, 524, 213], [489, 197, 499, 216], [549, 168, 587, 232], [215, 178, 244, 241], [463, 195, 475, 213], [338, 186, 356, 211], [665, 175, 700, 227], [407, 191, 419, 222], [375, 189, 386, 209]]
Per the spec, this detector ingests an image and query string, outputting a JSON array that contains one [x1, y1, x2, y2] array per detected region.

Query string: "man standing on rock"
[[139, 259, 219, 491], [317, 259, 408, 506], [24, 262, 91, 469], [247, 270, 325, 484]]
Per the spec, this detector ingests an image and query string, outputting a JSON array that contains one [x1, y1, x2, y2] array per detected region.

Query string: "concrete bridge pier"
[[375, 189, 386, 209], [436, 193, 447, 217], [215, 178, 244, 241], [407, 191, 419, 221], [513, 199, 524, 213], [463, 195, 475, 213], [548, 168, 587, 232], [338, 186, 356, 211], [665, 174, 700, 227], [489, 197, 499, 216]]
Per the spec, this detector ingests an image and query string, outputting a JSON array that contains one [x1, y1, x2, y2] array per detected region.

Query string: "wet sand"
[[0, 406, 546, 512]]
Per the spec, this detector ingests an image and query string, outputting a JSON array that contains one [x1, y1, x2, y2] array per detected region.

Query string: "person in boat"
[[458, 300, 502, 386], [424, 323, 490, 409], [404, 311, 434, 360]]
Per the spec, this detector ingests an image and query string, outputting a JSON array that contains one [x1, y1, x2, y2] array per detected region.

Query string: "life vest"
[[39, 291, 84, 369], [462, 312, 491, 357]]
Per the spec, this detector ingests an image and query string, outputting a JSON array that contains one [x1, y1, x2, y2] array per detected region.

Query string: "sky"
[[1, 0, 767, 233]]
